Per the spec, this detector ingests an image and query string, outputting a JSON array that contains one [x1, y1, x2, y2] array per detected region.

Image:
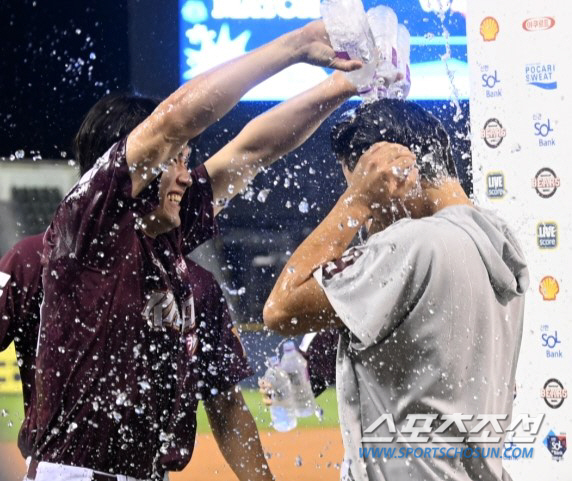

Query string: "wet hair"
[[331, 99, 457, 182], [73, 93, 159, 175]]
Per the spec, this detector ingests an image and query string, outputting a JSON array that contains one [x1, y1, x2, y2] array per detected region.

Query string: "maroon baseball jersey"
[[35, 138, 251, 479], [0, 233, 44, 457]]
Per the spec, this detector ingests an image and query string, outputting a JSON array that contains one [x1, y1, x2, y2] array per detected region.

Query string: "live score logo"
[[537, 222, 558, 249], [486, 172, 505, 199]]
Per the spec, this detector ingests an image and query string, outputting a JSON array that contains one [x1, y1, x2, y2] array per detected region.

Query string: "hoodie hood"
[[435, 205, 529, 302]]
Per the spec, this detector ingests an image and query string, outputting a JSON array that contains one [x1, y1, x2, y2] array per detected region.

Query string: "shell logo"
[[480, 16, 500, 41], [539, 276, 559, 301]]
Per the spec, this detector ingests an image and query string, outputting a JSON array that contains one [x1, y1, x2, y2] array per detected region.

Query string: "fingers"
[[258, 379, 274, 406], [330, 57, 364, 72]]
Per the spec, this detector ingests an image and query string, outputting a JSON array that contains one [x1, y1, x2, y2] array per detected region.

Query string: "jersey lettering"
[[142, 291, 196, 335]]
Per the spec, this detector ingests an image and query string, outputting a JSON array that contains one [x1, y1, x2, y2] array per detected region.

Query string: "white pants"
[[23, 459, 168, 481]]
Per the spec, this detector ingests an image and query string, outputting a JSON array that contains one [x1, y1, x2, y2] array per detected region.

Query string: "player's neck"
[[367, 179, 472, 236], [408, 179, 473, 219]]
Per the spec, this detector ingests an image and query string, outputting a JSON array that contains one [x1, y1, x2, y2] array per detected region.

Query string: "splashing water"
[[435, 0, 463, 123]]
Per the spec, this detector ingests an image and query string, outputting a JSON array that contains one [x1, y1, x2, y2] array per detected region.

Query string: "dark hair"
[[331, 99, 457, 181], [73, 93, 159, 175]]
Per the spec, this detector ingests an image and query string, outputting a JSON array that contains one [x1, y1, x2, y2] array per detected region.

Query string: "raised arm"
[[263, 143, 418, 335], [125, 21, 361, 197], [204, 71, 357, 212]]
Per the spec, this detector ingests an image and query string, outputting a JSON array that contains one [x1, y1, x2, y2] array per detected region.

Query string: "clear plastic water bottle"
[[320, 0, 378, 98], [280, 341, 315, 417], [262, 356, 297, 432], [367, 5, 399, 98], [367, 5, 398, 98], [388, 24, 411, 99]]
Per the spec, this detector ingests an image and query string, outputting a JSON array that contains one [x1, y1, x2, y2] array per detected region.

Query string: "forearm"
[[239, 73, 355, 162], [276, 191, 369, 289], [161, 32, 303, 143], [264, 191, 370, 332], [126, 30, 304, 192], [205, 389, 273, 481], [205, 73, 355, 208]]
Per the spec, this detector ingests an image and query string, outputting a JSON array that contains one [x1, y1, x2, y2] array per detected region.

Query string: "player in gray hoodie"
[[264, 99, 529, 481]]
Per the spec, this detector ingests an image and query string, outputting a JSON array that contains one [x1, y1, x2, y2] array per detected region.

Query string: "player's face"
[[143, 147, 192, 237]]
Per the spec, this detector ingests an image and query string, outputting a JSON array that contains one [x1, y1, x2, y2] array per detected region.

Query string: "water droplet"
[[257, 189, 270, 203], [138, 380, 151, 391], [15, 149, 25, 159], [116, 392, 127, 405], [295, 456, 302, 467], [298, 200, 309, 214]]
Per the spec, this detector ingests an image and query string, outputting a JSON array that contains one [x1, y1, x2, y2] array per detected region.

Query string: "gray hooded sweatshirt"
[[314, 205, 529, 481]]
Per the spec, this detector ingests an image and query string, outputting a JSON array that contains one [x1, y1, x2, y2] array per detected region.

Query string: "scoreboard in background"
[[179, 0, 469, 101]]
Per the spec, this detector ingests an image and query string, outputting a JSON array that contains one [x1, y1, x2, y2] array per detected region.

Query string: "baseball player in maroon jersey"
[[1, 235, 253, 475], [0, 234, 44, 457], [27, 21, 363, 481]]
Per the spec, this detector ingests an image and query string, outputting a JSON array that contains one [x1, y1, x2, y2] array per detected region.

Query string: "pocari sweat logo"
[[525, 63, 557, 90]]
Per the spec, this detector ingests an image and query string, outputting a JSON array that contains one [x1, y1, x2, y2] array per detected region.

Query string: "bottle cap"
[[268, 355, 280, 367], [283, 341, 296, 352]]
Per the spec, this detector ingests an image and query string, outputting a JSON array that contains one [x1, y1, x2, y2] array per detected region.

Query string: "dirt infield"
[[0, 427, 343, 481]]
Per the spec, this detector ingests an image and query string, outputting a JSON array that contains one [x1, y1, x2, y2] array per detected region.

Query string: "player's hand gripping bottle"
[[280, 341, 316, 417], [320, 0, 379, 100], [262, 356, 297, 431]]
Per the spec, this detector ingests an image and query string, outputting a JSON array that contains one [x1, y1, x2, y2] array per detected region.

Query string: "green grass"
[[0, 389, 339, 442], [0, 394, 25, 442]]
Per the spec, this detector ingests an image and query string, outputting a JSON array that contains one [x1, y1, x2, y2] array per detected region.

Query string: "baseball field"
[[0, 389, 343, 481]]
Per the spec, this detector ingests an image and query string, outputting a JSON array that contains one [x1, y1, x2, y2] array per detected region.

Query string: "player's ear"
[[341, 162, 353, 186]]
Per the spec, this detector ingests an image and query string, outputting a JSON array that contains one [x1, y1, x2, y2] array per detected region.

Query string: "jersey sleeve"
[[196, 288, 253, 399], [0, 236, 43, 351], [313, 220, 433, 348], [304, 329, 339, 397], [47, 138, 160, 268]]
